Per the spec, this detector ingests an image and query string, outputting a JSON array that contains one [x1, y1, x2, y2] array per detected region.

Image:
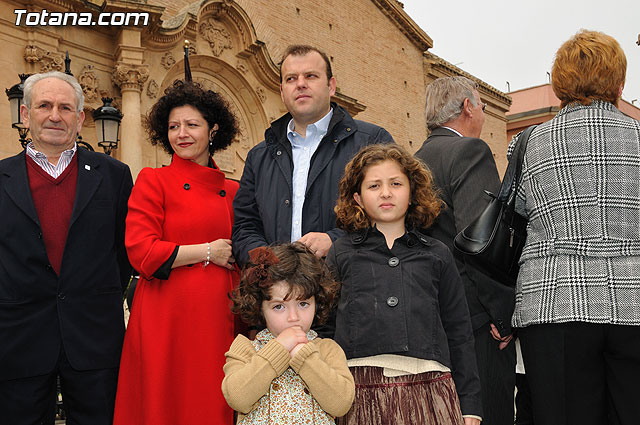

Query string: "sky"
[[401, 0, 639, 105]]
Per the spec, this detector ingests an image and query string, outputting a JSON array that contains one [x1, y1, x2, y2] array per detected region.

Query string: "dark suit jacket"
[[0, 148, 133, 380], [415, 127, 514, 335]]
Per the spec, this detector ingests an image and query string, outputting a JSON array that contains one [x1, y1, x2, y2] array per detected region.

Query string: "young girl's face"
[[261, 281, 316, 337], [354, 159, 411, 228]]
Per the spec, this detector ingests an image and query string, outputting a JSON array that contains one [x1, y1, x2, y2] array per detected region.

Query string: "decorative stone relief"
[[147, 80, 159, 98], [188, 44, 197, 55], [77, 64, 100, 102], [160, 52, 175, 70], [236, 60, 249, 74], [199, 18, 232, 57], [112, 64, 149, 92], [256, 87, 266, 103], [24, 45, 64, 72]]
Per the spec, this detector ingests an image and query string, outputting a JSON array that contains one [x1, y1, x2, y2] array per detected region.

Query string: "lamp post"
[[5, 73, 32, 148], [93, 97, 122, 156]]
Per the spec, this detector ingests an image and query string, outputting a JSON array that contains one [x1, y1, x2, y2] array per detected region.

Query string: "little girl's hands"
[[275, 326, 308, 353], [290, 343, 307, 358]]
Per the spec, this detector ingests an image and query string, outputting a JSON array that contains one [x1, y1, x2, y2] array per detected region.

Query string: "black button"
[[219, 190, 226, 197], [387, 296, 398, 307], [388, 257, 399, 267], [46, 264, 53, 271], [183, 183, 190, 190], [38, 232, 43, 239], [58, 293, 65, 300]]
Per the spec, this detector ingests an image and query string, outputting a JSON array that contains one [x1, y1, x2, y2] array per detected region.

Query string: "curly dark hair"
[[335, 144, 444, 232], [145, 80, 238, 155], [230, 243, 340, 327]]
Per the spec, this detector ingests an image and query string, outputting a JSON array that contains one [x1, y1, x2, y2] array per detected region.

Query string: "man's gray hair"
[[23, 71, 84, 112], [424, 76, 478, 130]]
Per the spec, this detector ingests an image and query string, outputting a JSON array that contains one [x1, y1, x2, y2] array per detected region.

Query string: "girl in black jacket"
[[328, 144, 482, 425]]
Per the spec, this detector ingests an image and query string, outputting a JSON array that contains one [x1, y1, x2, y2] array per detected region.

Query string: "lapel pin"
[[85, 165, 91, 171]]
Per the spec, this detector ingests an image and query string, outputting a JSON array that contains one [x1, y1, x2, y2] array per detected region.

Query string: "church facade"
[[0, 0, 512, 178]]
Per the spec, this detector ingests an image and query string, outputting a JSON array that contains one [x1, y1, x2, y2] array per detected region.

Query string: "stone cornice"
[[424, 51, 512, 110], [236, 40, 280, 90], [333, 92, 366, 117], [371, 0, 433, 51]]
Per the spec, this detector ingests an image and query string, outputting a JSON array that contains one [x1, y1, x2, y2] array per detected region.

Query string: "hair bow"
[[246, 247, 280, 284]]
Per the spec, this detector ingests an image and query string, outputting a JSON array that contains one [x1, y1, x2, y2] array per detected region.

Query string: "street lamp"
[[5, 73, 32, 148], [93, 97, 122, 156]]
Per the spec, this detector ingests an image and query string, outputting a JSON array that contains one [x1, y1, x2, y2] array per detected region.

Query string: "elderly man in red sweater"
[[0, 71, 133, 425]]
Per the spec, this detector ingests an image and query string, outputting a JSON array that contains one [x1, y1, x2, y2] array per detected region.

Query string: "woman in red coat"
[[114, 80, 238, 424]]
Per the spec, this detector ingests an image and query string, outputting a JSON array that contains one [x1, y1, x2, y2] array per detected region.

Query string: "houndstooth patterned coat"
[[508, 100, 640, 328]]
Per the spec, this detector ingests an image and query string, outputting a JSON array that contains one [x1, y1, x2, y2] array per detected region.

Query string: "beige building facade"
[[1, 0, 511, 179]]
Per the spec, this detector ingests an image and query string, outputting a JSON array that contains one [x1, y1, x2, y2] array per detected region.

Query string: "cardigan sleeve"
[[221, 335, 291, 414], [125, 168, 178, 280], [289, 338, 355, 417]]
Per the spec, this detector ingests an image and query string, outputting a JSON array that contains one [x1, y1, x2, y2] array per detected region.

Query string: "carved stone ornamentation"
[[256, 87, 266, 103], [147, 80, 159, 98], [188, 44, 197, 55], [199, 18, 232, 57], [77, 64, 100, 102], [236, 60, 249, 74], [24, 45, 64, 72], [112, 64, 149, 92], [160, 52, 176, 70]]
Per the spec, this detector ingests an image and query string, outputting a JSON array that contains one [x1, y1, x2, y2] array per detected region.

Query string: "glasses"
[[481, 103, 486, 112]]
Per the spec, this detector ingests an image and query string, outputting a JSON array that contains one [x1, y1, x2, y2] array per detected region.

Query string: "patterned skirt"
[[337, 366, 464, 425]]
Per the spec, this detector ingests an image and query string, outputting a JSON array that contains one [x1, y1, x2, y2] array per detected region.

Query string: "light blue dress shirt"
[[287, 108, 333, 242]]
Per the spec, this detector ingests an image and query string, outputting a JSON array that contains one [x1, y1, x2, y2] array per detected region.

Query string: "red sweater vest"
[[26, 155, 78, 275]]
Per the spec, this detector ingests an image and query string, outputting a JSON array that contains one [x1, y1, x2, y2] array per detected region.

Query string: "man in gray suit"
[[415, 76, 515, 425]]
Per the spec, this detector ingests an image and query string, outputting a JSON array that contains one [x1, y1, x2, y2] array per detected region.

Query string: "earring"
[[355, 205, 367, 224], [209, 129, 216, 147]]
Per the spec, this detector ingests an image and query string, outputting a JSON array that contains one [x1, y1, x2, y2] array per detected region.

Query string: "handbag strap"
[[497, 125, 537, 203]]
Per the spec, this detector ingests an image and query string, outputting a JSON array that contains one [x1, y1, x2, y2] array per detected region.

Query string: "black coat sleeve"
[[231, 148, 269, 267], [117, 163, 134, 293], [438, 248, 483, 417], [450, 139, 514, 336]]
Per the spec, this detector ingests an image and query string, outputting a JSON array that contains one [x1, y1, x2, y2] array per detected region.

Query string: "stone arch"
[[160, 54, 269, 180]]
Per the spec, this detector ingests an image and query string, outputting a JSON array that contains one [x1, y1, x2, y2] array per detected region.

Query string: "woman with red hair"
[[510, 30, 640, 425]]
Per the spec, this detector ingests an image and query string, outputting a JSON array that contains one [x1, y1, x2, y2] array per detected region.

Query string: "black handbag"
[[453, 125, 537, 287]]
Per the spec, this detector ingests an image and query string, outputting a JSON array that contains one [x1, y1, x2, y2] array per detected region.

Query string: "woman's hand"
[[209, 238, 235, 270], [173, 239, 234, 270], [464, 417, 481, 425]]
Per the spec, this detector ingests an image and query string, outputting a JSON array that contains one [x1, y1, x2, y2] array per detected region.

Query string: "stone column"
[[112, 29, 148, 178], [112, 64, 148, 177]]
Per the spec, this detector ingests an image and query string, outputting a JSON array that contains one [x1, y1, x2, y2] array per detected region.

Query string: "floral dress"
[[240, 329, 335, 425]]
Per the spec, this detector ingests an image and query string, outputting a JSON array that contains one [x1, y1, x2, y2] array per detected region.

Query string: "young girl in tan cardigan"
[[222, 243, 354, 424]]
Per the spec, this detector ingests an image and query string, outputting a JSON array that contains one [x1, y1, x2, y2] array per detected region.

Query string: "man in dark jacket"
[[0, 72, 132, 425], [232, 44, 393, 266], [415, 76, 516, 425]]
